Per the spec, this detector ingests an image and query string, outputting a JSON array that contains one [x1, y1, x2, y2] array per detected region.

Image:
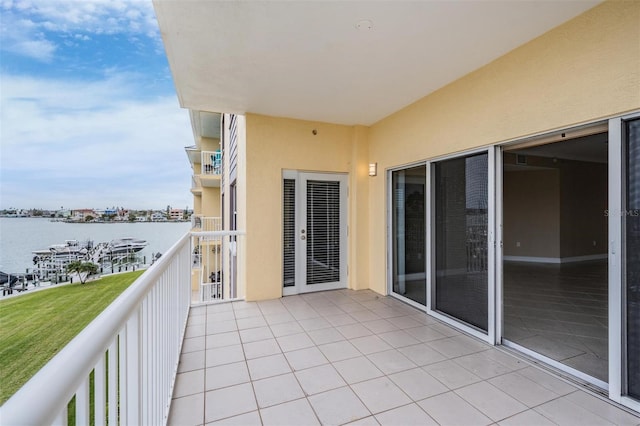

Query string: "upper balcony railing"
[[0, 230, 244, 425], [191, 215, 221, 232], [201, 150, 222, 176], [192, 231, 242, 302]]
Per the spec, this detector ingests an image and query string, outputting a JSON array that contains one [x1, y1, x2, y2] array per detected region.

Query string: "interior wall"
[[244, 114, 367, 301], [367, 0, 639, 294], [560, 161, 608, 258], [503, 169, 561, 259], [503, 158, 607, 261]]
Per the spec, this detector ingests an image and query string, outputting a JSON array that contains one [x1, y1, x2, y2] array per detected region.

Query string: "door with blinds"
[[283, 171, 348, 295]]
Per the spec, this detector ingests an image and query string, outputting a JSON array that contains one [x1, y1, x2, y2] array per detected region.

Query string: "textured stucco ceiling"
[[154, 1, 601, 126]]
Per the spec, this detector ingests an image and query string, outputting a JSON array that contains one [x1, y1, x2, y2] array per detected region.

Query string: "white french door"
[[283, 171, 348, 295]]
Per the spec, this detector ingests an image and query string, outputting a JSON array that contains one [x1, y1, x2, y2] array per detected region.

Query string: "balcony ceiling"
[[154, 0, 601, 126]]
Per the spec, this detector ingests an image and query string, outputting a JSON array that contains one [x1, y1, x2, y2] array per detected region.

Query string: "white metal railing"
[[201, 150, 222, 175], [202, 216, 222, 232], [191, 216, 220, 231], [192, 231, 244, 302], [0, 233, 193, 425], [191, 214, 203, 230]]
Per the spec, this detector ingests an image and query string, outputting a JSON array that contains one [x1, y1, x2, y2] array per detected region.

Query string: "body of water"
[[0, 218, 191, 274]]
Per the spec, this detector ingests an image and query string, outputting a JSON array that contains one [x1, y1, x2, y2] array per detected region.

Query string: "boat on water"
[[32, 240, 92, 262], [0, 236, 151, 295], [0, 271, 19, 286], [106, 237, 148, 254]]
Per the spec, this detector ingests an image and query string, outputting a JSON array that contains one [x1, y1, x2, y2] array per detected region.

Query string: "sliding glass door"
[[388, 150, 494, 341], [625, 118, 640, 400], [432, 153, 490, 333]]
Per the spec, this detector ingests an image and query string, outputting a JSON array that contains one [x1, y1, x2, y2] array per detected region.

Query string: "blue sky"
[[0, 0, 193, 210]]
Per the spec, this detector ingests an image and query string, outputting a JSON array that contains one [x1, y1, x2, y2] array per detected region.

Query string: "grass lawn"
[[0, 271, 143, 404]]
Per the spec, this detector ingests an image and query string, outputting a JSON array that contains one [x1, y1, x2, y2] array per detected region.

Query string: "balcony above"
[[185, 145, 200, 166], [191, 175, 202, 195], [200, 150, 222, 188]]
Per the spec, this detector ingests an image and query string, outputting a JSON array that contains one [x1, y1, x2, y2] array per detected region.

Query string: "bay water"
[[0, 218, 191, 274]]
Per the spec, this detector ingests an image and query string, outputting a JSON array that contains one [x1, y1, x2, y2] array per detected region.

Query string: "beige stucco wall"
[[244, 114, 371, 300], [193, 194, 202, 216], [201, 187, 220, 217], [366, 0, 640, 294], [201, 137, 220, 152]]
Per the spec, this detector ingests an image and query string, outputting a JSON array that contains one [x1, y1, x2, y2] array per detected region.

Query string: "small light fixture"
[[369, 162, 377, 177]]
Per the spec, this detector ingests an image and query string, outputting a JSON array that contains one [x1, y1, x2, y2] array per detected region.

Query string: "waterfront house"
[[169, 208, 185, 221], [71, 208, 97, 222], [151, 211, 167, 222], [156, 0, 640, 415]]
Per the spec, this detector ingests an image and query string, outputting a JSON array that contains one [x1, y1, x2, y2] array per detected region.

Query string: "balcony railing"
[[192, 230, 242, 303], [0, 230, 244, 425], [191, 216, 221, 232], [201, 150, 222, 175]]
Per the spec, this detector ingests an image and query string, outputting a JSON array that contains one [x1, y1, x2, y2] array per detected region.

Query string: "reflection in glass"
[[392, 166, 426, 305]]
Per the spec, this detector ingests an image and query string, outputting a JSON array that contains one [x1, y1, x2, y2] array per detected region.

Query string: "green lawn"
[[0, 271, 143, 404]]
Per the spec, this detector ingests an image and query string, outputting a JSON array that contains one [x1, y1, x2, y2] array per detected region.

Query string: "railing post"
[[76, 376, 90, 425], [94, 355, 106, 426], [125, 310, 141, 425], [108, 341, 118, 425]]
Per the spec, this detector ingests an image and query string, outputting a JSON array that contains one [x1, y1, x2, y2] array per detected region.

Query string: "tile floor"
[[169, 289, 639, 426], [503, 260, 608, 381]]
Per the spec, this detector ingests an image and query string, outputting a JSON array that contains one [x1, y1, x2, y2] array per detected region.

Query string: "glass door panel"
[[625, 118, 640, 399], [305, 179, 341, 286], [391, 165, 426, 305], [434, 153, 489, 332], [283, 179, 296, 288]]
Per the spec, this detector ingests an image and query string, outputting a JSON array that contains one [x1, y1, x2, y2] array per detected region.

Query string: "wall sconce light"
[[369, 163, 377, 177]]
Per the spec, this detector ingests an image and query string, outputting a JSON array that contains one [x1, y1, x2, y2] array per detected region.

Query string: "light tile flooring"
[[169, 289, 640, 426], [503, 260, 608, 381]]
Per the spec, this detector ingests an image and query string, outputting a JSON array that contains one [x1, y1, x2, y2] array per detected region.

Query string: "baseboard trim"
[[503, 254, 607, 264]]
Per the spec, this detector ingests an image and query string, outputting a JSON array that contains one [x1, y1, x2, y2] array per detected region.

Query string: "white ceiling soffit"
[[154, 0, 601, 126], [200, 112, 221, 139], [188, 110, 221, 141]]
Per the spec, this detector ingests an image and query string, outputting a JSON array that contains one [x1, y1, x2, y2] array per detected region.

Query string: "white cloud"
[[10, 0, 159, 37], [0, 73, 194, 210], [16, 38, 57, 61], [1, 0, 161, 62]]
